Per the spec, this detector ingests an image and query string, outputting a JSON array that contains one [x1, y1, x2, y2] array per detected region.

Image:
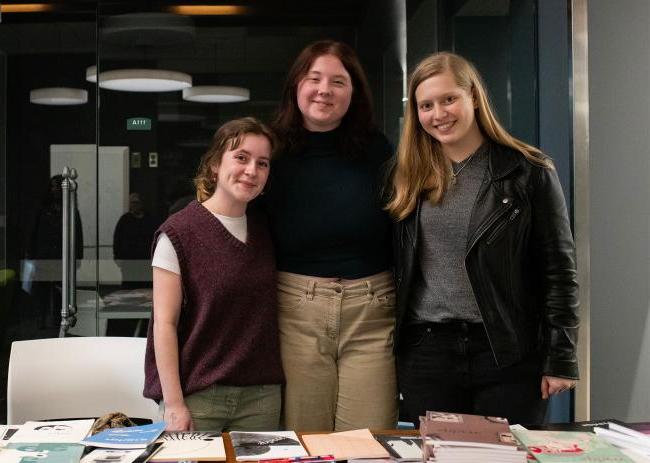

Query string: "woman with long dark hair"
[[388, 52, 579, 425], [265, 40, 397, 431]]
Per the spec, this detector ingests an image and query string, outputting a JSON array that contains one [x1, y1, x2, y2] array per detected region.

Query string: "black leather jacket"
[[393, 143, 579, 379]]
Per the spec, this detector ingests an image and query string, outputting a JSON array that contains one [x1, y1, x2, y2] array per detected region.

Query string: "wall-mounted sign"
[[127, 117, 151, 131]]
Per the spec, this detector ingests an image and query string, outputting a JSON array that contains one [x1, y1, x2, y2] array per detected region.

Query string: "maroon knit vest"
[[143, 201, 284, 401]]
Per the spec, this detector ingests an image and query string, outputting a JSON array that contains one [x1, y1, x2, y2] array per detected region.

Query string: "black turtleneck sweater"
[[265, 128, 393, 279]]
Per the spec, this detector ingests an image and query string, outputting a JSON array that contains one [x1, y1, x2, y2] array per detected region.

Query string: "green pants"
[[161, 384, 281, 431]]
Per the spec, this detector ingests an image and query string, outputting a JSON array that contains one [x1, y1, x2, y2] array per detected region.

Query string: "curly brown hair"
[[194, 117, 277, 202]]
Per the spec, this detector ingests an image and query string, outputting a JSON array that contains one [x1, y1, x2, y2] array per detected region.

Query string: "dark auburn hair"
[[273, 40, 375, 156], [194, 117, 277, 202]]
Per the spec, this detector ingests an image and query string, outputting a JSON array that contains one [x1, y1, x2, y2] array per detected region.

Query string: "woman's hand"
[[163, 401, 194, 431], [541, 375, 577, 399]]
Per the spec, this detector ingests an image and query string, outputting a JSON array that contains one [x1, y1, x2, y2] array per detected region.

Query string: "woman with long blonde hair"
[[388, 52, 579, 425]]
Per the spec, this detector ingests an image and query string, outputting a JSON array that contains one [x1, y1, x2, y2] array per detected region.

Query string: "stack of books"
[[510, 424, 637, 462], [592, 421, 650, 461], [419, 411, 527, 462]]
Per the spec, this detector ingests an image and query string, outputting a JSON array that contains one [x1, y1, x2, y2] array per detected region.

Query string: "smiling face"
[[209, 133, 271, 216], [415, 70, 484, 161], [297, 54, 353, 132]]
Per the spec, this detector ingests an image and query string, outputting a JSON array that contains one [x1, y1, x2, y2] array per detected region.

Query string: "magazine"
[[8, 420, 95, 444], [301, 429, 390, 460], [374, 435, 422, 460], [81, 448, 145, 463], [229, 431, 308, 461], [81, 422, 166, 449], [510, 425, 635, 462], [1, 443, 85, 463], [151, 431, 226, 461]]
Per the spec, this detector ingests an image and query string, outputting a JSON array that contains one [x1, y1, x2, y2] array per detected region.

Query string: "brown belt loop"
[[306, 280, 315, 300]]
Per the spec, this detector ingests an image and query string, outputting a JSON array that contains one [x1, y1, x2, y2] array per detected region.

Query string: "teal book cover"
[[3, 443, 85, 463], [510, 428, 634, 462]]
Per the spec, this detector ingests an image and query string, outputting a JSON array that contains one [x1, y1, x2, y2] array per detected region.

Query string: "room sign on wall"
[[126, 117, 152, 131]]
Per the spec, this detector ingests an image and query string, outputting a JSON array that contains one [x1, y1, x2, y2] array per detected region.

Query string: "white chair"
[[7, 337, 158, 424]]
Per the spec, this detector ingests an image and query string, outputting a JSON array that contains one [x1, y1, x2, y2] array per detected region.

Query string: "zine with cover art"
[[229, 431, 308, 461], [81, 422, 166, 449], [301, 429, 390, 460], [510, 425, 635, 462], [151, 431, 226, 461], [420, 411, 518, 450], [81, 443, 162, 463], [8, 420, 95, 444], [81, 448, 145, 463], [374, 435, 422, 460], [0, 443, 85, 463]]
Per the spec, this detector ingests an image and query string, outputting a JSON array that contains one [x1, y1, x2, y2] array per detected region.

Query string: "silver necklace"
[[450, 150, 477, 185]]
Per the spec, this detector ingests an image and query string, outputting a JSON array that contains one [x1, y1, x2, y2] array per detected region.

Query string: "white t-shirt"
[[151, 212, 247, 274]]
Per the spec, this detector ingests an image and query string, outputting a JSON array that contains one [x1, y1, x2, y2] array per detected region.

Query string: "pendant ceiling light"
[[86, 65, 97, 83], [30, 87, 88, 105], [102, 13, 195, 46], [86, 67, 192, 92], [182, 86, 250, 103]]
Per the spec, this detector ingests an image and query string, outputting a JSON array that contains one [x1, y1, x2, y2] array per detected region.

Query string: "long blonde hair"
[[386, 52, 552, 221]]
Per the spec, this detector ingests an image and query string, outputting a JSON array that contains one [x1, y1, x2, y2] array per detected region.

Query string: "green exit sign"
[[127, 117, 151, 131]]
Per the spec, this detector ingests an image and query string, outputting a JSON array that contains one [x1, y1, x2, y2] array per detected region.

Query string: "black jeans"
[[397, 321, 547, 427]]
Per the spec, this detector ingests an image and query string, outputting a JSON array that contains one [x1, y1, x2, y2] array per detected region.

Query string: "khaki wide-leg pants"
[[277, 271, 398, 431]]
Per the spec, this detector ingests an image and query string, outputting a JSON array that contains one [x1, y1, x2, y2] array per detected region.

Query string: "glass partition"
[[1, 0, 573, 423]]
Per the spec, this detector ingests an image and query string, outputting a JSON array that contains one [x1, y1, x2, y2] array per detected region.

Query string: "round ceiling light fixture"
[[182, 86, 250, 103], [30, 87, 88, 105], [86, 65, 97, 83], [102, 13, 195, 46], [94, 69, 192, 92]]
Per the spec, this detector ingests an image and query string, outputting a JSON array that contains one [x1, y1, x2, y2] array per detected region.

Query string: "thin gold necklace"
[[450, 150, 477, 185]]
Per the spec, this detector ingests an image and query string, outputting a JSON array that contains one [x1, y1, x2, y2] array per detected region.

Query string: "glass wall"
[[1, 0, 573, 422]]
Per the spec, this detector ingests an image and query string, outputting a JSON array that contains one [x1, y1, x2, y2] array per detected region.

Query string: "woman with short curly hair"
[[144, 117, 284, 431]]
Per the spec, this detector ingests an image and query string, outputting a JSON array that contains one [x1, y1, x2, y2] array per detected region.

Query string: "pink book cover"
[[419, 411, 518, 449]]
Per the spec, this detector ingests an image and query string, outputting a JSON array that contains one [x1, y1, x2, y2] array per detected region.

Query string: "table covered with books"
[[1, 412, 650, 463]]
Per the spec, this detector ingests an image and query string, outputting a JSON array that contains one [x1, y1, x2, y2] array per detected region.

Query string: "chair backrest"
[[7, 337, 158, 424]]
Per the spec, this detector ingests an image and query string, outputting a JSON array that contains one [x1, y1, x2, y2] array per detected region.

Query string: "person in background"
[[143, 117, 284, 431], [265, 40, 397, 431], [113, 192, 160, 289], [388, 52, 579, 426]]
